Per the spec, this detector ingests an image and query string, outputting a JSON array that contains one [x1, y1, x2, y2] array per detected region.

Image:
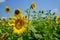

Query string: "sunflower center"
[[32, 3, 35, 8], [15, 19, 25, 30], [15, 10, 20, 15], [33, 4, 35, 7], [6, 8, 10, 12]]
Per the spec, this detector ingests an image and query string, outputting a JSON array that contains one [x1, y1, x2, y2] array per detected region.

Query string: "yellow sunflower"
[[5, 6, 10, 12], [55, 16, 59, 25], [14, 8, 22, 18], [31, 2, 36, 9], [8, 19, 15, 26], [46, 16, 50, 22], [13, 17, 28, 34]]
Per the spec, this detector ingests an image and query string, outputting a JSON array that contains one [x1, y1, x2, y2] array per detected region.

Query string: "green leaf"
[[28, 25, 37, 33], [17, 37, 23, 40], [0, 29, 2, 33], [7, 37, 11, 40], [34, 34, 42, 39]]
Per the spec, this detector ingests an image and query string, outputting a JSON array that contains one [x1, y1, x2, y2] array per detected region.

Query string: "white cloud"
[[0, 0, 5, 3]]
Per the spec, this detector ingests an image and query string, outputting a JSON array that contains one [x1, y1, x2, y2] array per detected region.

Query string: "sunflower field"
[[0, 2, 60, 40]]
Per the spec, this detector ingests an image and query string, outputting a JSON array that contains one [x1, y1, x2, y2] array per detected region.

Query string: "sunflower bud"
[[34, 13, 36, 17], [41, 10, 44, 14]]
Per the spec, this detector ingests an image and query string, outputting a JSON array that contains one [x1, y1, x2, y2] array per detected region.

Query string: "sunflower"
[[5, 6, 10, 12], [13, 17, 28, 34], [46, 16, 50, 22], [8, 16, 17, 26], [55, 16, 59, 25], [31, 2, 36, 9], [8, 19, 15, 26], [14, 8, 22, 18]]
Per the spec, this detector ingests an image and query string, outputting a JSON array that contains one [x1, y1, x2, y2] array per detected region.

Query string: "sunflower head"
[[13, 17, 28, 34], [14, 8, 22, 17], [5, 6, 10, 12], [15, 18, 25, 29], [31, 2, 36, 10]]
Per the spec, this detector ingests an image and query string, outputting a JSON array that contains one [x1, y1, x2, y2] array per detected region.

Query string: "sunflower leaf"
[[28, 25, 37, 33], [34, 34, 43, 39]]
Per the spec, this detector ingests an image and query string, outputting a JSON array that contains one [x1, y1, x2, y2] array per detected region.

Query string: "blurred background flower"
[[31, 2, 36, 9], [5, 6, 10, 13], [14, 8, 22, 18]]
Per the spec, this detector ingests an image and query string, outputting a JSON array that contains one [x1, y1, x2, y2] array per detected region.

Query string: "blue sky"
[[0, 0, 60, 18]]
